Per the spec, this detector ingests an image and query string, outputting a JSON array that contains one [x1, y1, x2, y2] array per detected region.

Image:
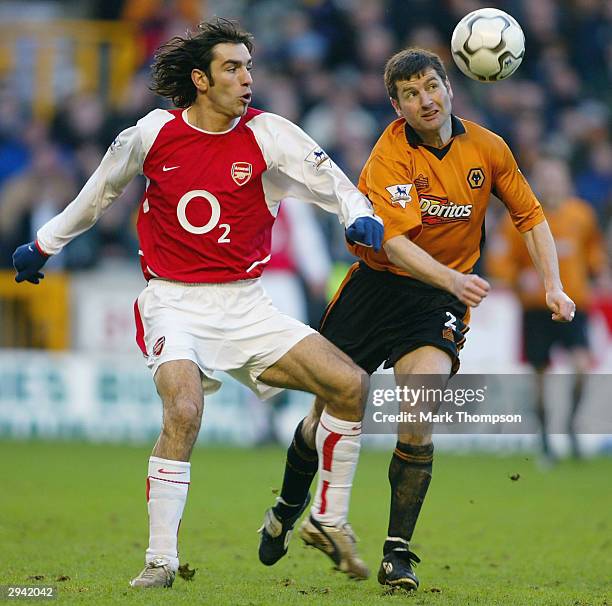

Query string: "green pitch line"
[[1, 441, 610, 605]]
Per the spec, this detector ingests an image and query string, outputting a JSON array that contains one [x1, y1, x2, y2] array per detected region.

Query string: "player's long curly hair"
[[150, 17, 253, 108]]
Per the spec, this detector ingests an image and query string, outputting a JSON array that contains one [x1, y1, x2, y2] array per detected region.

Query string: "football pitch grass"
[[1, 441, 610, 605]]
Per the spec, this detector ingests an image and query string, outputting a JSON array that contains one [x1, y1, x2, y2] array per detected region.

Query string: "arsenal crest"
[[231, 162, 252, 186]]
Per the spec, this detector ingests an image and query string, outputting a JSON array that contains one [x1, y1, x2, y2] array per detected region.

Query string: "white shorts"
[[134, 278, 316, 399]]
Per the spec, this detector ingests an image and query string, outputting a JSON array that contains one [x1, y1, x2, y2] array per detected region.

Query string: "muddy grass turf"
[[1, 441, 610, 605]]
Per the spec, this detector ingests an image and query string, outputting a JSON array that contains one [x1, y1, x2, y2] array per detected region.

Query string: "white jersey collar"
[[182, 109, 241, 134]]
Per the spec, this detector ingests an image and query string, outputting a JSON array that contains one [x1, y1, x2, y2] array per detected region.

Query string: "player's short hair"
[[384, 48, 449, 100], [150, 17, 254, 108]]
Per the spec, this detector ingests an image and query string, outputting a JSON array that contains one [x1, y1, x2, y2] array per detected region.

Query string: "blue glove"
[[13, 241, 49, 284], [345, 216, 384, 252]]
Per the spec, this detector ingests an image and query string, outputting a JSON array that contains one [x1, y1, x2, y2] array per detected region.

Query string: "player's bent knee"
[[163, 396, 202, 434], [325, 368, 368, 419]]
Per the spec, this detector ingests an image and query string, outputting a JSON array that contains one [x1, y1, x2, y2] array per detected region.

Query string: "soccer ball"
[[451, 8, 525, 82]]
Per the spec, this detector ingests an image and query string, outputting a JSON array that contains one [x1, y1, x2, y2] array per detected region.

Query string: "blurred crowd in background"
[[0, 0, 610, 324]]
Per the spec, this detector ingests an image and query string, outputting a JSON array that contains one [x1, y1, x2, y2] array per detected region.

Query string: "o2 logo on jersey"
[[231, 162, 252, 186], [420, 195, 473, 225], [177, 189, 231, 243]]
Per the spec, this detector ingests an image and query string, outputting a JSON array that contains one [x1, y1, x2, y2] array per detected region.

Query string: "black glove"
[[345, 216, 384, 252], [13, 241, 49, 284]]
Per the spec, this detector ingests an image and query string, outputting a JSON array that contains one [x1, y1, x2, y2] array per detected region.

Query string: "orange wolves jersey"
[[349, 115, 545, 275], [488, 197, 607, 309]]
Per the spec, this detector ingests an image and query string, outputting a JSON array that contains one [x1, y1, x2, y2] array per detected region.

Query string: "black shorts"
[[522, 309, 589, 369], [319, 262, 470, 375]]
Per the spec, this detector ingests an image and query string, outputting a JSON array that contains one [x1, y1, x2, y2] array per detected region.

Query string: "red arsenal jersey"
[[37, 107, 376, 283], [137, 108, 273, 282]]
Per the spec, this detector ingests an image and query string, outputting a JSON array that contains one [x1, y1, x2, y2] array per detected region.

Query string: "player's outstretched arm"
[[13, 126, 142, 286], [248, 113, 379, 227], [384, 235, 490, 307], [521, 220, 576, 322], [33, 126, 143, 258]]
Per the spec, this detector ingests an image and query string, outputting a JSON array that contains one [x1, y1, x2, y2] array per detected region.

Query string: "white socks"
[[145, 456, 190, 571], [312, 410, 362, 526]]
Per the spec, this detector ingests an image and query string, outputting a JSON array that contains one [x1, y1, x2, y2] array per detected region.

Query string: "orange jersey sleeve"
[[348, 121, 422, 269], [360, 152, 422, 242], [492, 138, 545, 233]]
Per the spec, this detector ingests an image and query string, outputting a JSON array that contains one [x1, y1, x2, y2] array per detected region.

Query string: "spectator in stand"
[[0, 90, 31, 188], [301, 77, 379, 164], [120, 0, 202, 62], [488, 156, 609, 463], [0, 141, 76, 269], [50, 94, 106, 150], [576, 141, 612, 224]]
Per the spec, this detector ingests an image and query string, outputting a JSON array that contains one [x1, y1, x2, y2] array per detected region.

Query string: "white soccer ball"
[[451, 7, 525, 82]]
